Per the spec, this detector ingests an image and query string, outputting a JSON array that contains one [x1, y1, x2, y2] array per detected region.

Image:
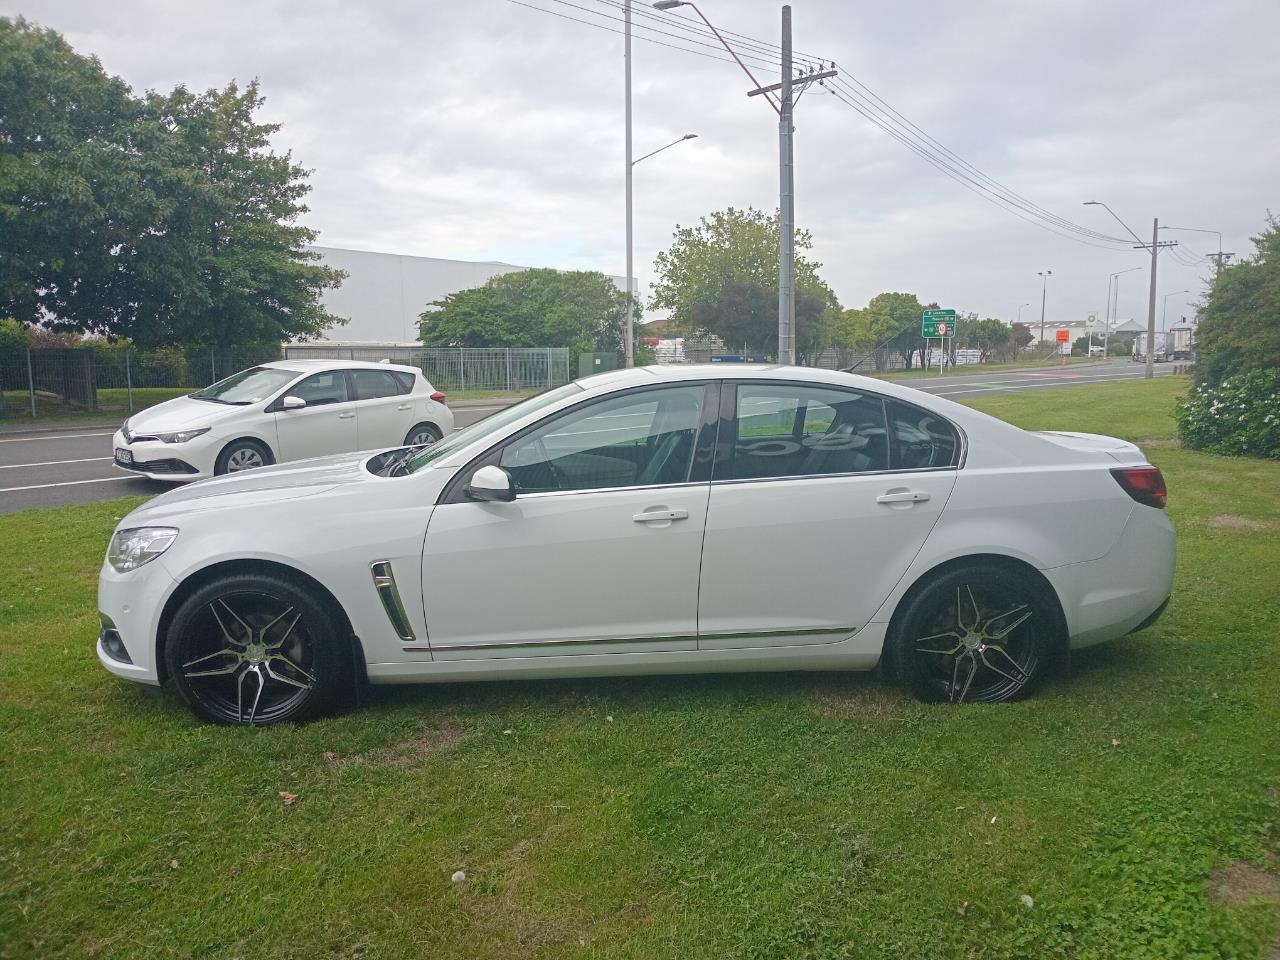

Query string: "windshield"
[[193, 366, 302, 404], [405, 381, 585, 473]]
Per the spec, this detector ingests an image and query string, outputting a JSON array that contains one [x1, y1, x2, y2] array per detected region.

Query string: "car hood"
[[124, 395, 248, 434], [126, 451, 376, 519]]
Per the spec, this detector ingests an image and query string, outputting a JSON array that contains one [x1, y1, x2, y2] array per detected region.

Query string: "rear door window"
[[885, 400, 961, 469]]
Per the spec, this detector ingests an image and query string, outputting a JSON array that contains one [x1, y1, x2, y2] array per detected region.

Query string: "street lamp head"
[[681, 133, 698, 140], [1083, 201, 1100, 206], [652, 0, 685, 8]]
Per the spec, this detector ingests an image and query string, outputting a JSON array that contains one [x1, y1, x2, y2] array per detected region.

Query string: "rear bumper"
[[1045, 504, 1175, 649]]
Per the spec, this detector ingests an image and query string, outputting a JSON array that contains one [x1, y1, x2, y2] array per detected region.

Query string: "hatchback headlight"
[[155, 428, 210, 444], [108, 527, 178, 572]]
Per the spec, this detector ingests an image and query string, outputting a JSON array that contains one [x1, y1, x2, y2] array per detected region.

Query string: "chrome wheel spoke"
[[265, 654, 315, 689], [915, 630, 964, 655], [957, 585, 981, 631], [211, 598, 252, 645], [986, 609, 1033, 640], [980, 644, 1029, 685], [260, 607, 300, 649], [948, 652, 978, 703], [182, 648, 241, 677], [243, 665, 266, 723]]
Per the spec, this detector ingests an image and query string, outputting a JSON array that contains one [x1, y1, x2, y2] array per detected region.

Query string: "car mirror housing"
[[466, 465, 516, 503], [281, 396, 307, 410]]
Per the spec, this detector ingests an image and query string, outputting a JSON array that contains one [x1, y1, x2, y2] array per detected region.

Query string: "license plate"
[[115, 447, 133, 465]]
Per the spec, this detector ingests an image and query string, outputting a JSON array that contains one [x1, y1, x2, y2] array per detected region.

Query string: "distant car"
[[98, 364, 1174, 725], [112, 360, 453, 480]]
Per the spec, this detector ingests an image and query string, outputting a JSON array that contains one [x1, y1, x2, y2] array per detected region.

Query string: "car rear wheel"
[[215, 439, 274, 475], [889, 564, 1056, 704], [164, 573, 344, 725], [404, 423, 442, 447]]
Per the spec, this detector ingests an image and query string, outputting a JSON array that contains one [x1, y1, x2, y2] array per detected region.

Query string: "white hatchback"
[[97, 364, 1175, 725], [111, 360, 454, 480]]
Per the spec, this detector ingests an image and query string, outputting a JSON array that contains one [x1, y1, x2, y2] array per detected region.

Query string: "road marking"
[[0, 476, 133, 494], [0, 457, 114, 470], [933, 374, 1166, 397], [0, 431, 115, 444]]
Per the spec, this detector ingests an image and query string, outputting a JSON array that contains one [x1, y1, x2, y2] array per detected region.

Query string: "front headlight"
[[155, 428, 210, 444], [108, 527, 178, 573]]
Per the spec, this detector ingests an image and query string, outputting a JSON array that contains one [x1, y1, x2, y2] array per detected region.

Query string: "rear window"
[[885, 400, 961, 469]]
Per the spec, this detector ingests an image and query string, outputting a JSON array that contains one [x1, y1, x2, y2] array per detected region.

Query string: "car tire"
[[214, 438, 274, 475], [887, 563, 1057, 704], [404, 422, 442, 447], [164, 572, 345, 726]]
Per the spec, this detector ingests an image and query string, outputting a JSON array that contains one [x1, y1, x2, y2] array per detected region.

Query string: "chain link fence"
[[0, 345, 571, 420]]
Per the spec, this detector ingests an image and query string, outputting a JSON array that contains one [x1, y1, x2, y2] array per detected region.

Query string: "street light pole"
[[1162, 289, 1189, 332], [778, 5, 795, 363], [1105, 265, 1142, 358], [624, 0, 634, 368], [1037, 270, 1052, 346], [1161, 225, 1232, 271]]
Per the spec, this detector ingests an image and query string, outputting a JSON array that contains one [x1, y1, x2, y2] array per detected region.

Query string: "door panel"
[[421, 485, 709, 656], [272, 371, 358, 460], [351, 369, 415, 449]]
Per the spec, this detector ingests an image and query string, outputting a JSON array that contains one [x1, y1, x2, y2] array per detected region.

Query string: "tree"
[[420, 268, 635, 362], [1193, 215, 1280, 386], [649, 207, 838, 357], [0, 20, 344, 359], [1010, 322, 1034, 353], [956, 317, 1011, 362]]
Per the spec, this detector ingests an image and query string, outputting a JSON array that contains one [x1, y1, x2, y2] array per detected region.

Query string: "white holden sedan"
[[97, 365, 1174, 725], [112, 360, 453, 480]]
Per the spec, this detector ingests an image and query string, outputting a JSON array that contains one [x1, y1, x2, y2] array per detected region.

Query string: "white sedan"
[[111, 359, 453, 480], [97, 364, 1174, 725]]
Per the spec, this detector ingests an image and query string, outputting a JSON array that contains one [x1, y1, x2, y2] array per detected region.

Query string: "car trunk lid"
[[1033, 431, 1149, 464]]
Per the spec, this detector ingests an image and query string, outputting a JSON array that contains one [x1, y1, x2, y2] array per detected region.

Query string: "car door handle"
[[397, 403, 412, 410], [633, 509, 689, 523], [338, 412, 355, 420], [876, 490, 930, 504]]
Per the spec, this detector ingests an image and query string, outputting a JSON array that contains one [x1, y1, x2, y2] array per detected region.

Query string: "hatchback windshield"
[[405, 381, 585, 473], [193, 366, 301, 404]]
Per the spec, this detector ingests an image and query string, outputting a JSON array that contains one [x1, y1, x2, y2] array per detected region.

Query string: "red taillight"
[[1111, 466, 1167, 509], [430, 391, 447, 404]]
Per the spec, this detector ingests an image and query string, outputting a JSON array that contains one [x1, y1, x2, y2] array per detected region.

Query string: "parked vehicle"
[[97, 364, 1174, 725], [111, 360, 453, 480]]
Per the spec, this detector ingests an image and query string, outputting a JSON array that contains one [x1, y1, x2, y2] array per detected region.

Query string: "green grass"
[[2, 375, 1279, 959], [1, 387, 191, 425], [870, 355, 1113, 380]]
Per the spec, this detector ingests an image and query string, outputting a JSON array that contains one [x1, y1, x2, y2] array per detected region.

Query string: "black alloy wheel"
[[164, 573, 343, 725], [890, 564, 1055, 704]]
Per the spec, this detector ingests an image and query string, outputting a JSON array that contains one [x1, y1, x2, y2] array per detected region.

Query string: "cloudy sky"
[[10, 0, 1278, 328]]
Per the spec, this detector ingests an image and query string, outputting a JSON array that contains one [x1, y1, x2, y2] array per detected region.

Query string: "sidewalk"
[[0, 395, 528, 436]]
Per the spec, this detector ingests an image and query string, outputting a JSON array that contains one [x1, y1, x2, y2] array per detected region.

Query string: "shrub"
[[1175, 368, 1280, 459]]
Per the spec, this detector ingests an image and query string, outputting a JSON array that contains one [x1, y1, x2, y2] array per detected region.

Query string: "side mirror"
[[281, 396, 307, 410], [466, 464, 516, 503]]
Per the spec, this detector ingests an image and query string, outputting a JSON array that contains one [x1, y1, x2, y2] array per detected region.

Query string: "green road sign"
[[922, 308, 957, 338]]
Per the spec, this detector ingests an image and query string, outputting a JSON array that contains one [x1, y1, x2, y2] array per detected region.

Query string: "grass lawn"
[[869, 355, 1116, 380], [2, 376, 1278, 959]]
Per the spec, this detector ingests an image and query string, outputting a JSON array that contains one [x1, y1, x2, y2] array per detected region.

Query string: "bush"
[[1175, 368, 1280, 459]]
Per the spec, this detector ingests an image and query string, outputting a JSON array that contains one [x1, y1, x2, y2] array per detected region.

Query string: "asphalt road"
[[0, 360, 1176, 514]]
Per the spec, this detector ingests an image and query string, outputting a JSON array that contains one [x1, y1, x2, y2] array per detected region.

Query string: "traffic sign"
[[922, 308, 956, 338], [1086, 311, 1099, 331], [1055, 329, 1071, 343]]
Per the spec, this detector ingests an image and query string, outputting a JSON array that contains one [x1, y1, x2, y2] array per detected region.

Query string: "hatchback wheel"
[[215, 439, 273, 475], [164, 573, 344, 725], [405, 423, 442, 447], [889, 564, 1056, 704]]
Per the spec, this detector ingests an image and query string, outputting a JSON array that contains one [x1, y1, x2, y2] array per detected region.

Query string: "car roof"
[[259, 359, 421, 375]]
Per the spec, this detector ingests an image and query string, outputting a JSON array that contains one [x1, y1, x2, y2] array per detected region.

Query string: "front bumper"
[[112, 429, 215, 481], [96, 557, 177, 685]]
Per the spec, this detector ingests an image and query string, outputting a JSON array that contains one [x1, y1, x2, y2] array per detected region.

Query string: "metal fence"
[[0, 345, 572, 420]]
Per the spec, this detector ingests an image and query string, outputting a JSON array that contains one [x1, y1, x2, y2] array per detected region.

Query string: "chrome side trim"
[[404, 625, 853, 653], [371, 561, 416, 642]]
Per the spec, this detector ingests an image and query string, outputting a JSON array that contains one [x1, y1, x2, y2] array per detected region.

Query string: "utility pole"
[[1144, 218, 1159, 379], [1037, 270, 1052, 345], [623, 0, 634, 368], [777, 6, 794, 364]]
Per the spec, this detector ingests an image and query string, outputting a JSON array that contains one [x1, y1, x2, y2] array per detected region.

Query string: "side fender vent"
[[371, 561, 416, 642]]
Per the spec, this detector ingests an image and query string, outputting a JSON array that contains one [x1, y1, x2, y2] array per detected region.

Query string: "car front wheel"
[[215, 439, 274, 475], [164, 573, 345, 725], [888, 564, 1056, 704], [404, 422, 442, 447]]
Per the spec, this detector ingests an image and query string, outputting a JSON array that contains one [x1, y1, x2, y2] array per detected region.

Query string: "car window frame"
[[266, 368, 353, 411], [351, 368, 413, 401], [439, 381, 721, 505], [712, 379, 964, 484]]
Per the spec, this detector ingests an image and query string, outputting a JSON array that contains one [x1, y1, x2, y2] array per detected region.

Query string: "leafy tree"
[[0, 18, 154, 332], [0, 317, 27, 349], [1010, 322, 1034, 353], [420, 268, 635, 363], [650, 207, 838, 357], [1193, 215, 1280, 386], [956, 317, 1010, 362]]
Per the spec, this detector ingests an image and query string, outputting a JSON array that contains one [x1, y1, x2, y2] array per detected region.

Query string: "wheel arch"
[[880, 553, 1069, 679], [155, 559, 366, 691]]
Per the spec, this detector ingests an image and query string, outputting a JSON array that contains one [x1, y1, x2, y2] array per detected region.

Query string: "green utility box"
[[578, 352, 619, 378]]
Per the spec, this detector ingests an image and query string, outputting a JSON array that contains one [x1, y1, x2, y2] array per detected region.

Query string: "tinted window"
[[289, 371, 349, 407], [725, 383, 889, 480], [352, 369, 411, 400], [886, 400, 960, 469], [499, 385, 705, 493]]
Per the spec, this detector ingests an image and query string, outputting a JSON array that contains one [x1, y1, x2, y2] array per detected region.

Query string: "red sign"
[[1055, 329, 1071, 343]]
